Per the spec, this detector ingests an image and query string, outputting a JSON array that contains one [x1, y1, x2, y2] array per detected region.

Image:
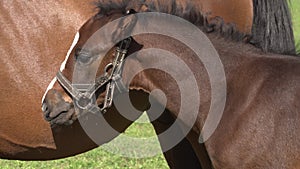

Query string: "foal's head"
[[42, 9, 140, 125]]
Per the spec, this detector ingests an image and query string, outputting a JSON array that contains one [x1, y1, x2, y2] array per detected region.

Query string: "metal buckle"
[[100, 82, 115, 113]]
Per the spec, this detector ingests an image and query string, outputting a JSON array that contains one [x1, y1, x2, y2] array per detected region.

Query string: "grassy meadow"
[[290, 0, 300, 52], [1, 1, 300, 169]]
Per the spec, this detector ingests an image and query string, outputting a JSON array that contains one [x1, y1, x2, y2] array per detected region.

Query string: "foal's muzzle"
[[42, 89, 76, 125]]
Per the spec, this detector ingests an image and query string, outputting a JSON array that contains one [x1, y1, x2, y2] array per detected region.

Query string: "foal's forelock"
[[41, 32, 80, 103]]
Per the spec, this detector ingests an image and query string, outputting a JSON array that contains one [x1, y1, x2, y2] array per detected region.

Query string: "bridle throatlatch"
[[56, 37, 132, 115]]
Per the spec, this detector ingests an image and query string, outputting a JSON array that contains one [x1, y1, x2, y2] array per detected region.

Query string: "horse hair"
[[95, 0, 297, 55], [251, 0, 296, 55], [95, 0, 246, 41]]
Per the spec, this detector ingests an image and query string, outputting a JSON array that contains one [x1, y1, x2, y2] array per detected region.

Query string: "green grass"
[[0, 114, 169, 169], [290, 0, 300, 53]]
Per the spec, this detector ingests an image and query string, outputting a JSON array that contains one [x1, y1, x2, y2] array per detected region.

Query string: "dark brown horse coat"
[[42, 0, 300, 168]]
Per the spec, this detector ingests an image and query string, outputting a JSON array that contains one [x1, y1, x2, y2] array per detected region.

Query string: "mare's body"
[[0, 0, 98, 159]]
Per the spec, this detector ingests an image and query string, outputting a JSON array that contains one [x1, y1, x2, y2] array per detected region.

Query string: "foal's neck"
[[123, 33, 296, 134], [123, 34, 239, 132]]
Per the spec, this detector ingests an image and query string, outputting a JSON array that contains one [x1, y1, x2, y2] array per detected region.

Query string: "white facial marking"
[[41, 32, 80, 104], [41, 77, 57, 103], [60, 32, 80, 71]]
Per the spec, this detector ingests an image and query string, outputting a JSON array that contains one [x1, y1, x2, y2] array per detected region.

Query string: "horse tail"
[[251, 0, 296, 55]]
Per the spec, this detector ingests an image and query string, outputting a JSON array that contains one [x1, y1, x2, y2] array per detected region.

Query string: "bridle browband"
[[56, 37, 132, 115]]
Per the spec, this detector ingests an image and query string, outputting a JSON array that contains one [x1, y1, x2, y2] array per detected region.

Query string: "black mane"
[[251, 0, 296, 55], [95, 0, 246, 41], [95, 0, 297, 55]]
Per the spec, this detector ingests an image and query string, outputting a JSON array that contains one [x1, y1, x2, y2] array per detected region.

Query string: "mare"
[[42, 0, 300, 168], [0, 0, 100, 159], [0, 0, 255, 165]]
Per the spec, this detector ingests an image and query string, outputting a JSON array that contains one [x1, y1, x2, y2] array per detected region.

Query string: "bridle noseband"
[[56, 37, 132, 115]]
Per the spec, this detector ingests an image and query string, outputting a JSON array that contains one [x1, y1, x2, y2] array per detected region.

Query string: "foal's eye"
[[74, 48, 94, 65]]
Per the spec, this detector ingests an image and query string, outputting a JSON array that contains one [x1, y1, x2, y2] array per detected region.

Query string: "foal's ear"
[[111, 13, 138, 42]]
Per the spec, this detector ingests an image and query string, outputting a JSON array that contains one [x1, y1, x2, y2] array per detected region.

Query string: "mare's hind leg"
[[148, 109, 207, 169]]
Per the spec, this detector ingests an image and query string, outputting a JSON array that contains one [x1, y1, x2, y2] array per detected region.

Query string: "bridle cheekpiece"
[[56, 37, 132, 116]]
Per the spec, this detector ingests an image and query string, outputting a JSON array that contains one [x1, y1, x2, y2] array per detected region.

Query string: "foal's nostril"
[[41, 102, 52, 121]]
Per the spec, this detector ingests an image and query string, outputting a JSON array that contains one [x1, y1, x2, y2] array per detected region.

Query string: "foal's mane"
[[95, 0, 246, 40], [95, 0, 297, 55]]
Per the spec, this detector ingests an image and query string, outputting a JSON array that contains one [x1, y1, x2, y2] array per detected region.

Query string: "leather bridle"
[[56, 37, 132, 115]]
